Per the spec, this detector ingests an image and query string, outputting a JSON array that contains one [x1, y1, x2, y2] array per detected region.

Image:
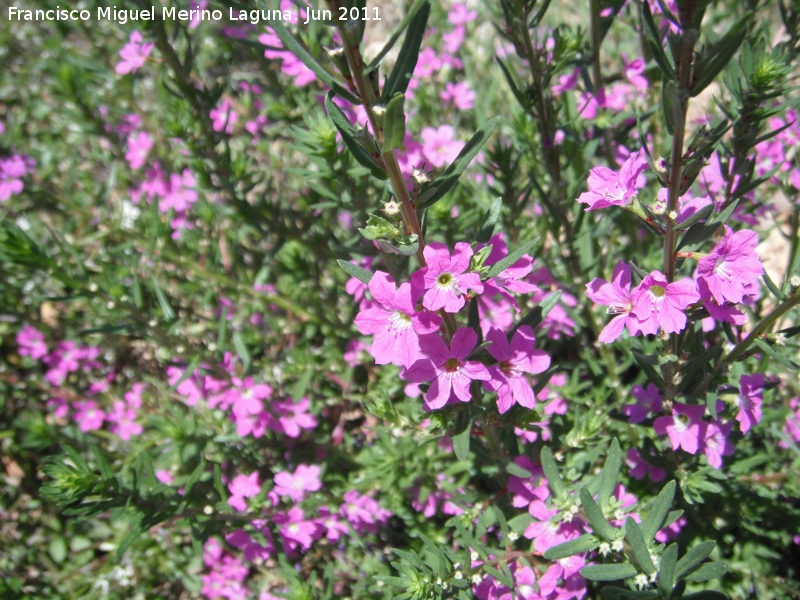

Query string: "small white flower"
[[598, 542, 611, 556], [790, 274, 800, 287], [634, 574, 649, 590], [508, 531, 519, 542], [472, 573, 483, 585], [454, 571, 463, 580], [371, 105, 386, 118], [470, 550, 479, 562], [612, 540, 625, 552], [204, 505, 214, 515]]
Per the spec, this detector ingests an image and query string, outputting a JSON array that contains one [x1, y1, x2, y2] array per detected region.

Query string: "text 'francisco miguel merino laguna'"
[[7, 6, 381, 25]]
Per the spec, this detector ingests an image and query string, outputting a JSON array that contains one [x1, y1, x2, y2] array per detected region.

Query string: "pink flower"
[[17, 325, 47, 360], [481, 233, 539, 309], [586, 261, 642, 342], [448, 3, 477, 25], [227, 472, 261, 511], [622, 383, 663, 423], [339, 490, 391, 534], [275, 507, 321, 551], [210, 99, 238, 134], [552, 69, 579, 95], [273, 465, 322, 502], [696, 226, 763, 305], [0, 155, 32, 201], [631, 271, 700, 335], [623, 53, 648, 91], [107, 401, 143, 440], [577, 150, 648, 210], [484, 326, 550, 413], [403, 328, 491, 410], [47, 397, 69, 419], [125, 131, 153, 170], [440, 82, 476, 110], [271, 397, 317, 438], [116, 31, 153, 75], [420, 125, 464, 169], [654, 402, 705, 454], [161, 169, 198, 213], [701, 420, 735, 468], [626, 448, 665, 481], [355, 272, 442, 368], [736, 373, 764, 434], [411, 242, 484, 313], [73, 400, 105, 432]]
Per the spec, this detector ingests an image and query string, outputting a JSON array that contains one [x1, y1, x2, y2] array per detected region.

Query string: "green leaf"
[[508, 513, 534, 535], [631, 349, 665, 389], [662, 80, 682, 137], [597, 439, 622, 507], [682, 562, 728, 582], [268, 19, 360, 104], [486, 239, 537, 279], [381, 1, 430, 102], [540, 446, 568, 501], [325, 93, 388, 180], [366, 0, 429, 71], [543, 534, 600, 560], [762, 270, 787, 301], [336, 259, 373, 284], [484, 565, 514, 589], [641, 1, 676, 80], [232, 332, 251, 373], [580, 563, 639, 581], [150, 277, 175, 321], [382, 94, 406, 152], [675, 540, 716, 580], [453, 411, 472, 461], [48, 536, 68, 564], [641, 480, 676, 541], [477, 197, 502, 244], [658, 543, 678, 596], [682, 592, 729, 600], [676, 203, 714, 230], [510, 290, 562, 335], [183, 459, 206, 497], [506, 461, 533, 479], [677, 200, 739, 252], [601, 589, 660, 600], [580, 488, 617, 542], [417, 117, 501, 209], [625, 517, 656, 575], [754, 338, 800, 370], [691, 13, 749, 96]]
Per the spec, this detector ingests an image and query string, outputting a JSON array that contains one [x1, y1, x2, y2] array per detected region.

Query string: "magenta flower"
[[484, 326, 550, 413], [696, 226, 763, 305], [440, 82, 476, 110], [275, 507, 321, 551], [654, 402, 705, 454], [115, 31, 154, 75], [736, 373, 764, 434], [622, 383, 663, 424], [161, 169, 198, 213], [631, 271, 700, 335], [448, 3, 477, 25], [411, 242, 484, 313], [701, 420, 735, 468], [273, 465, 322, 502], [586, 261, 642, 342], [339, 490, 392, 535], [403, 329, 491, 410], [481, 233, 538, 309], [271, 396, 317, 438], [420, 125, 464, 169], [577, 150, 648, 210], [125, 131, 153, 170], [226, 526, 274, 562], [210, 99, 238, 134], [0, 155, 28, 201], [17, 325, 47, 360], [107, 401, 143, 440], [227, 472, 261, 511], [354, 271, 442, 368], [626, 448, 666, 482], [73, 400, 106, 433]]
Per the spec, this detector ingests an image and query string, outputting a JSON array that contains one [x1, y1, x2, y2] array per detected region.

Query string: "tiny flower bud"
[[383, 199, 401, 216], [412, 168, 431, 186], [372, 105, 386, 118], [634, 574, 649, 590], [472, 574, 483, 585], [203, 505, 213, 514], [508, 531, 519, 542], [790, 274, 800, 287], [611, 540, 624, 552], [599, 542, 611, 556]]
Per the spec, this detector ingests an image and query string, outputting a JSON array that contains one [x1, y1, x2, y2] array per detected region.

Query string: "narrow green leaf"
[[232, 332, 251, 373], [580, 563, 639, 581], [382, 94, 406, 152], [486, 239, 537, 279], [325, 93, 388, 180], [183, 459, 206, 497], [580, 488, 617, 542], [496, 57, 527, 108], [675, 541, 716, 580], [543, 534, 600, 560], [337, 259, 373, 284], [641, 480, 676, 541], [453, 411, 472, 461], [658, 543, 678, 597], [417, 117, 501, 209], [477, 197, 503, 244], [682, 562, 728, 582], [49, 536, 68, 564], [754, 338, 800, 370], [676, 203, 714, 229], [366, 0, 429, 71], [381, 1, 430, 101], [691, 13, 749, 96], [625, 517, 656, 575], [268, 19, 360, 104], [662, 80, 682, 136], [540, 446, 568, 501], [762, 271, 787, 301], [597, 439, 622, 507], [641, 1, 676, 80], [150, 277, 175, 321], [631, 349, 665, 389], [484, 565, 513, 589], [510, 290, 562, 335], [507, 513, 534, 535], [506, 461, 533, 479]]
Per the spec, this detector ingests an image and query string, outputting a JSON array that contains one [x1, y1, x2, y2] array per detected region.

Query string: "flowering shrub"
[[2, 1, 800, 599]]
